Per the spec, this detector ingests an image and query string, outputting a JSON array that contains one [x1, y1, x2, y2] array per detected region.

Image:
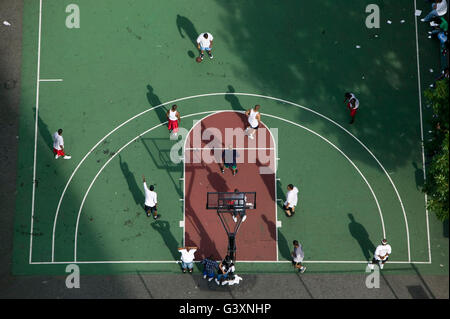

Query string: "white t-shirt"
[[197, 33, 213, 48], [53, 132, 64, 150], [293, 244, 304, 262], [168, 109, 178, 121], [284, 187, 299, 208], [143, 182, 157, 207], [348, 93, 360, 109], [437, 0, 447, 16], [179, 248, 197, 263], [248, 109, 259, 128], [374, 244, 392, 261]]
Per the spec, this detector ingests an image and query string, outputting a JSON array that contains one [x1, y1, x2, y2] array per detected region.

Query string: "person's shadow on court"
[[412, 162, 424, 190], [277, 230, 292, 261], [119, 155, 144, 209], [205, 164, 228, 192], [146, 85, 168, 123], [348, 213, 375, 260], [261, 215, 276, 241], [151, 220, 182, 262], [225, 85, 248, 128], [33, 107, 54, 152], [176, 14, 199, 58]]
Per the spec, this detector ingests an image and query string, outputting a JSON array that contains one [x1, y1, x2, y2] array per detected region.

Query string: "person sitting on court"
[[178, 246, 197, 273], [201, 255, 219, 281], [283, 184, 299, 217], [220, 145, 239, 176], [216, 255, 235, 285], [245, 105, 261, 140], [231, 189, 247, 223]]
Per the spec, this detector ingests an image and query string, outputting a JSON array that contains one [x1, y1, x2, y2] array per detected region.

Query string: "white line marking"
[[185, 147, 275, 150], [50, 92, 410, 263], [29, 0, 43, 264], [179, 199, 184, 201], [179, 221, 184, 228], [414, 0, 432, 263], [39, 79, 63, 82]]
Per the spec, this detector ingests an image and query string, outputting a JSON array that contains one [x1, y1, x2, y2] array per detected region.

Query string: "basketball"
[[196, 56, 202, 63]]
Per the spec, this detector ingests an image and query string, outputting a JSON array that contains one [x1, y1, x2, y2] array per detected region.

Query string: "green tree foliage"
[[423, 78, 449, 221]]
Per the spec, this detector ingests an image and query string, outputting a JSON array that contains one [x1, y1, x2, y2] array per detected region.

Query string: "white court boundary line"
[[29, 0, 43, 264], [48, 92, 414, 263], [414, 0, 432, 263], [39, 79, 63, 82], [71, 111, 386, 263]]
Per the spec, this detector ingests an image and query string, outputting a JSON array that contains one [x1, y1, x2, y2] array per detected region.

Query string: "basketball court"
[[11, 0, 448, 276]]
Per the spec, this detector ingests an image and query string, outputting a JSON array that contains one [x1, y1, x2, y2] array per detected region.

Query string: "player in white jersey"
[[344, 92, 359, 124], [52, 129, 71, 159], [368, 239, 392, 270], [166, 104, 180, 137], [196, 32, 214, 60], [245, 105, 261, 140]]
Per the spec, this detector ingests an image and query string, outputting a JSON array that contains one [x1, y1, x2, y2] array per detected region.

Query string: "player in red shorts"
[[52, 129, 71, 159], [166, 104, 180, 137], [344, 92, 359, 124]]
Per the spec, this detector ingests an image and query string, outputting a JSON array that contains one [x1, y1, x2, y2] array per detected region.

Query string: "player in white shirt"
[[196, 32, 214, 60], [344, 92, 359, 124], [421, 0, 447, 22], [368, 239, 392, 270], [52, 129, 71, 159], [291, 240, 306, 273], [283, 184, 299, 217], [244, 105, 261, 140], [178, 246, 198, 273], [166, 104, 181, 138], [142, 176, 160, 220]]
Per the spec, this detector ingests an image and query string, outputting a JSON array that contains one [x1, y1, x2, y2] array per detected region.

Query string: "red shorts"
[[53, 148, 65, 156], [349, 108, 358, 117], [168, 120, 179, 132]]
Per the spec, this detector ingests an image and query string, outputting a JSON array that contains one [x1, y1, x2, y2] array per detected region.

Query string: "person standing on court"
[[197, 32, 214, 60], [231, 189, 247, 223], [142, 176, 160, 220], [166, 104, 180, 137], [245, 105, 261, 140], [283, 184, 299, 217], [344, 92, 359, 124], [52, 129, 71, 160], [292, 240, 306, 273], [368, 239, 392, 270], [220, 145, 239, 176], [178, 246, 197, 273]]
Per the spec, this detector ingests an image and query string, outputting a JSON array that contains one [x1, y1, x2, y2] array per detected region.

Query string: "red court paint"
[[184, 112, 277, 261]]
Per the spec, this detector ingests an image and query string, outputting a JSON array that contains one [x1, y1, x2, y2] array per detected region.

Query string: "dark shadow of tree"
[[214, 0, 422, 170], [347, 213, 375, 260]]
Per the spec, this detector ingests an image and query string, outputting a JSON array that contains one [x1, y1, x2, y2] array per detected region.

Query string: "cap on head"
[[381, 239, 388, 245], [58, 128, 63, 135]]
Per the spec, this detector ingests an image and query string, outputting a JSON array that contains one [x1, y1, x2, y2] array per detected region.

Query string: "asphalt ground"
[[0, 0, 448, 301]]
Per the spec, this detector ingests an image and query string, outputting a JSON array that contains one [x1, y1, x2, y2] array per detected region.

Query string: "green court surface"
[[13, 0, 448, 276]]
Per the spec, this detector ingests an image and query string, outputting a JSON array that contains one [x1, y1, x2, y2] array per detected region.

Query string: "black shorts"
[[372, 257, 389, 264], [145, 205, 157, 214], [283, 205, 295, 213]]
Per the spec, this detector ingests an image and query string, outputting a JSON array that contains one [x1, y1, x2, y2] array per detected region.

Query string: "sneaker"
[[428, 35, 432, 39], [182, 269, 187, 273], [203, 275, 207, 279], [220, 169, 225, 174], [428, 31, 432, 35], [209, 54, 214, 59], [367, 263, 375, 270], [208, 277, 214, 282], [380, 263, 384, 269], [215, 279, 220, 285], [63, 155, 71, 159], [146, 212, 151, 217], [221, 280, 228, 286], [55, 155, 60, 159], [232, 215, 237, 223], [241, 215, 247, 222], [153, 214, 160, 220], [233, 169, 238, 176], [421, 18, 426, 22], [189, 268, 193, 273], [248, 134, 254, 140], [299, 266, 307, 273]]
